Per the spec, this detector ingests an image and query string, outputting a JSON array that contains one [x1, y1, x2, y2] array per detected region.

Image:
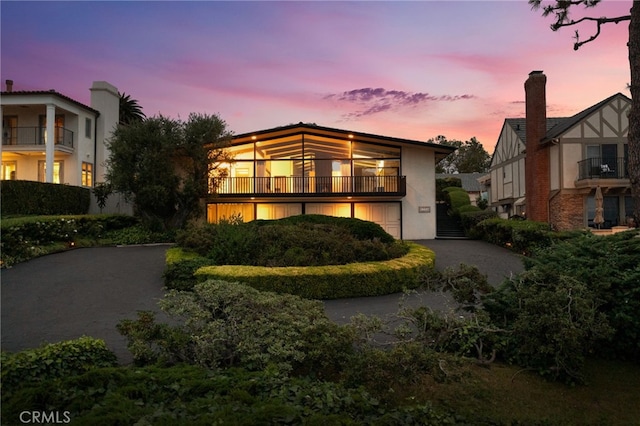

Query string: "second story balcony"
[[210, 175, 407, 198], [2, 127, 74, 151], [577, 157, 630, 189]]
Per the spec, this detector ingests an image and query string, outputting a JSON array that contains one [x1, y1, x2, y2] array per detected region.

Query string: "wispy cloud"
[[324, 88, 475, 119]]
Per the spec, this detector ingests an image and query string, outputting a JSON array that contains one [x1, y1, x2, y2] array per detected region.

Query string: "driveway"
[[1, 240, 524, 364]]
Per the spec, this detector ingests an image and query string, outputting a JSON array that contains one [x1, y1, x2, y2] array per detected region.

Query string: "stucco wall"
[[401, 146, 436, 239]]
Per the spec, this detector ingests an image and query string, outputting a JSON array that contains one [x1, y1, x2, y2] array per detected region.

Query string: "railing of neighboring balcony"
[[210, 175, 407, 196], [2, 127, 74, 149], [577, 157, 628, 180]]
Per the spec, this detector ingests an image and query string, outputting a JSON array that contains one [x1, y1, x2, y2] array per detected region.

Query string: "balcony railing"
[[577, 157, 628, 180], [2, 127, 74, 149], [210, 175, 406, 196]]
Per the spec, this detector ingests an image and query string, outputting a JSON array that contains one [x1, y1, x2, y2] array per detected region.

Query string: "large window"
[[38, 160, 64, 183], [2, 116, 18, 145], [1, 161, 17, 180]]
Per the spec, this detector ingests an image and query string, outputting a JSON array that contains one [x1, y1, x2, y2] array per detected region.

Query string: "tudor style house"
[[1, 80, 119, 187], [487, 71, 632, 230], [206, 123, 455, 239]]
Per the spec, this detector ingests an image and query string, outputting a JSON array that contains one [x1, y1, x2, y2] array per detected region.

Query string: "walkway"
[[1, 240, 524, 364]]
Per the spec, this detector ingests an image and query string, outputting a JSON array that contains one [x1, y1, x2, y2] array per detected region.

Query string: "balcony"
[[2, 127, 74, 151], [576, 157, 629, 188], [210, 175, 407, 197]]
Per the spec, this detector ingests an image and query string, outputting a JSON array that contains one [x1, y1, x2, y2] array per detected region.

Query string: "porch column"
[[45, 104, 55, 183]]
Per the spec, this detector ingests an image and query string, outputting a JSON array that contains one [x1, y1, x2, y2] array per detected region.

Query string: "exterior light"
[[348, 134, 354, 139], [251, 136, 257, 140]]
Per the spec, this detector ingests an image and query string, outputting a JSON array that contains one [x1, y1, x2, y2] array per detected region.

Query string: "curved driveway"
[[1, 240, 524, 364]]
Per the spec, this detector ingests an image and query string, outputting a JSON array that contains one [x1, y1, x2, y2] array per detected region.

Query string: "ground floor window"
[[38, 160, 64, 184], [1, 161, 17, 180], [586, 194, 629, 228], [82, 162, 93, 187]]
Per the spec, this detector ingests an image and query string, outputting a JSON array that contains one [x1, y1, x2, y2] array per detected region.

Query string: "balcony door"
[[2, 116, 17, 145], [39, 115, 65, 144]]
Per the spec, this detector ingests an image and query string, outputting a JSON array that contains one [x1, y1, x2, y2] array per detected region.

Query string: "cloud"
[[324, 88, 476, 119]]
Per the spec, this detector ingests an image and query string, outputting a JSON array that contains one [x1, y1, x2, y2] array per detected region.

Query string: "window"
[[85, 118, 92, 138], [38, 160, 64, 183], [1, 161, 17, 180], [39, 115, 65, 144], [82, 162, 93, 187], [2, 116, 18, 145]]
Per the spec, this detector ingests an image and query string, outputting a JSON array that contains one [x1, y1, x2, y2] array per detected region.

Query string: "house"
[[206, 123, 456, 239], [436, 172, 486, 205], [1, 79, 119, 187], [487, 71, 632, 230]]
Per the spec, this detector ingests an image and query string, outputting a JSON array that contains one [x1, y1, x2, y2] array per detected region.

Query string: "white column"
[[45, 104, 55, 183]]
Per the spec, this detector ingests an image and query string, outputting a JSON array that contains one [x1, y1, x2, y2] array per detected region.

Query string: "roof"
[[541, 92, 631, 143], [232, 122, 457, 158], [504, 117, 568, 145], [436, 172, 486, 192], [0, 90, 99, 115]]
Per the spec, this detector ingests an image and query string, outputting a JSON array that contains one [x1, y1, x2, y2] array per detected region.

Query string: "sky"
[[0, 0, 632, 153]]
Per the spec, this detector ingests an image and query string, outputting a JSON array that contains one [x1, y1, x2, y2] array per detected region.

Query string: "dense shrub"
[[460, 209, 498, 232], [176, 215, 402, 267], [0, 215, 140, 266], [1, 337, 118, 392], [436, 177, 462, 201], [1, 180, 90, 216], [472, 217, 553, 255], [522, 231, 640, 361], [0, 364, 455, 425], [192, 242, 434, 299]]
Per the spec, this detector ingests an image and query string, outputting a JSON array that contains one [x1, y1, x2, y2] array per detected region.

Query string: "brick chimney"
[[5, 80, 13, 92], [524, 70, 550, 223]]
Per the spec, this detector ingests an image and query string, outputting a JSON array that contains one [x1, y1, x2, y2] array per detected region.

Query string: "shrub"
[[447, 190, 471, 211], [460, 209, 498, 233], [1, 337, 118, 392], [192, 242, 434, 299], [0, 180, 90, 216], [472, 217, 552, 255], [436, 177, 462, 201]]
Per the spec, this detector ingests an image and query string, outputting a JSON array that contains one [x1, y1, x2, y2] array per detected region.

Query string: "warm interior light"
[[348, 134, 354, 139], [251, 136, 257, 140]]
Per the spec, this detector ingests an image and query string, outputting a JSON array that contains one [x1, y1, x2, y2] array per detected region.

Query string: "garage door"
[[354, 203, 401, 239], [256, 203, 302, 220], [305, 203, 351, 217]]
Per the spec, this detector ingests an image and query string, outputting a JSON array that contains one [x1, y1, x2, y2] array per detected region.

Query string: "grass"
[[400, 358, 640, 425]]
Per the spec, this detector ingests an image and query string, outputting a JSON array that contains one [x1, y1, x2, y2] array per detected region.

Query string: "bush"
[[192, 242, 434, 299], [460, 209, 498, 233], [436, 177, 462, 201], [472, 217, 552, 255], [447, 190, 471, 211], [1, 337, 118, 392], [0, 180, 90, 216]]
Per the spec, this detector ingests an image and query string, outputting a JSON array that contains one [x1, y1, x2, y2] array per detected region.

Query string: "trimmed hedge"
[[1, 336, 118, 392], [1, 180, 90, 216], [436, 177, 462, 201], [192, 242, 435, 299], [471, 217, 553, 254], [460, 209, 498, 231]]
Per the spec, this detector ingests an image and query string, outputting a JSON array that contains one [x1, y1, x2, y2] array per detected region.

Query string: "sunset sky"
[[1, 1, 631, 153]]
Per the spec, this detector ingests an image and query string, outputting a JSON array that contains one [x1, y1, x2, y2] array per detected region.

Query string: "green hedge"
[[471, 217, 553, 254], [192, 242, 435, 299], [460, 209, 498, 231], [436, 177, 462, 201], [1, 214, 138, 266], [1, 336, 118, 392], [1, 180, 90, 216]]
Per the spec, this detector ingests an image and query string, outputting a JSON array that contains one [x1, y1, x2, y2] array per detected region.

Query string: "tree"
[[105, 113, 232, 230], [430, 135, 490, 173], [529, 0, 639, 225], [119, 92, 146, 125]]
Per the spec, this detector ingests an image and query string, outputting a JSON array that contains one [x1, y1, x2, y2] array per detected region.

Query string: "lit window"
[[38, 160, 64, 184], [82, 162, 93, 187], [1, 161, 17, 180]]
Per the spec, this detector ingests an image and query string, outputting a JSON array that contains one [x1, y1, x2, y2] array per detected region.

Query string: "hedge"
[[190, 242, 435, 299], [0, 180, 90, 216], [1, 336, 118, 392], [471, 217, 553, 254]]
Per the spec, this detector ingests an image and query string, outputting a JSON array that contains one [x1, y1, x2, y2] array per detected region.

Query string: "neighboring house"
[[487, 71, 632, 230], [1, 79, 119, 187], [206, 123, 455, 239], [436, 172, 486, 205]]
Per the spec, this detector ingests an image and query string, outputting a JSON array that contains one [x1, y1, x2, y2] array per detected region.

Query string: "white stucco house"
[[206, 123, 455, 239], [1, 79, 119, 187]]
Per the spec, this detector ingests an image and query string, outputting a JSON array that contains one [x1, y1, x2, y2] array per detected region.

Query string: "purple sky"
[[1, 1, 631, 152]]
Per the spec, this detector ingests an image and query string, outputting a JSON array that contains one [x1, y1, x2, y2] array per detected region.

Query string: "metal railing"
[[2, 127, 74, 149], [577, 157, 628, 180], [210, 175, 406, 196]]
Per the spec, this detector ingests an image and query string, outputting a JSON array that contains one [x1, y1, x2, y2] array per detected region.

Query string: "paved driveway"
[[1, 240, 524, 364]]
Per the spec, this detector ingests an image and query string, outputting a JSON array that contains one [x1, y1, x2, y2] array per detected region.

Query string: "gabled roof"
[[504, 117, 568, 145], [541, 92, 631, 143], [0, 90, 99, 115], [232, 122, 457, 159]]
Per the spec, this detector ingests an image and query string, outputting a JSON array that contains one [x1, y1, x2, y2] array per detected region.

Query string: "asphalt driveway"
[[1, 240, 524, 364]]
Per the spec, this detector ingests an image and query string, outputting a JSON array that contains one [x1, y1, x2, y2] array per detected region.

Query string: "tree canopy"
[[430, 135, 490, 174], [530, 0, 639, 224], [118, 92, 146, 125], [105, 113, 233, 230]]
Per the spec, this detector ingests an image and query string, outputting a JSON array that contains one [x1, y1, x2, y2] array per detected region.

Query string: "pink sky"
[[1, 1, 631, 152]]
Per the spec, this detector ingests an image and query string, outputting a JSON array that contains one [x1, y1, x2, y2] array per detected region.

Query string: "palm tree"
[[119, 92, 146, 125]]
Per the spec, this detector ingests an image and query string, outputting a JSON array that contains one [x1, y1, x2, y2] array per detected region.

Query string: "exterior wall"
[[487, 120, 526, 213], [550, 144, 560, 191], [549, 191, 584, 231], [561, 142, 582, 188], [401, 145, 436, 239], [90, 81, 120, 183]]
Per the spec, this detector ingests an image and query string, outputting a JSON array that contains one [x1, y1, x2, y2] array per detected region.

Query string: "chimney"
[[5, 80, 13, 92], [524, 70, 550, 223]]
